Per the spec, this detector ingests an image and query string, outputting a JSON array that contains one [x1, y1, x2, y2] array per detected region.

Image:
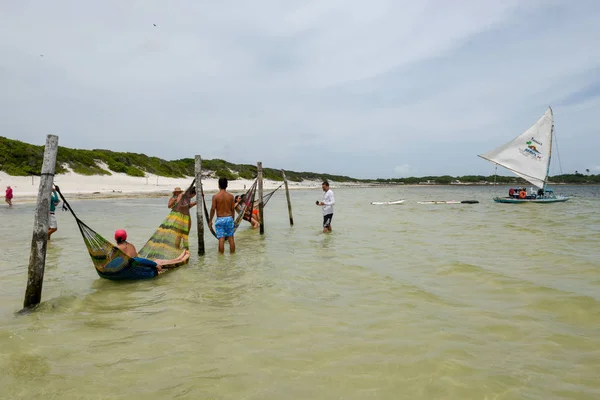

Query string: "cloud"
[[0, 0, 599, 178], [394, 164, 412, 177]]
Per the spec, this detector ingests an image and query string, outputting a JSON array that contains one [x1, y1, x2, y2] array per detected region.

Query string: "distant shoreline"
[[4, 180, 598, 204], [2, 166, 596, 205]]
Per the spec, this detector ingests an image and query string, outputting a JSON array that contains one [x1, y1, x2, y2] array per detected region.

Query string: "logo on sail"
[[520, 137, 544, 160]]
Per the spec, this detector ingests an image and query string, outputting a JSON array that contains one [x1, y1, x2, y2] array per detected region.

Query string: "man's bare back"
[[212, 190, 234, 217], [117, 241, 137, 258]]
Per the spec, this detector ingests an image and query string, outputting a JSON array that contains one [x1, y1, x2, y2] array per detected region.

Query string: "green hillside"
[[1, 136, 598, 184], [0, 136, 358, 183]]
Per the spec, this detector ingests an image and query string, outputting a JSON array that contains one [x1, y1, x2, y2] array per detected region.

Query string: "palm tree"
[[586, 168, 590, 175]]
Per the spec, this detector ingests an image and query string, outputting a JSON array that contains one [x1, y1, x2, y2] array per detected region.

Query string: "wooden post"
[[23, 134, 59, 310], [257, 161, 265, 235], [195, 155, 205, 255], [282, 170, 294, 225]]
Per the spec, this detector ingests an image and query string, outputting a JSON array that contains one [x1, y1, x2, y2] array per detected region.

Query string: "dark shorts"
[[323, 214, 333, 228]]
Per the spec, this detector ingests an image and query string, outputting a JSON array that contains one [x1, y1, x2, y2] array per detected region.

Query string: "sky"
[[0, 0, 599, 179]]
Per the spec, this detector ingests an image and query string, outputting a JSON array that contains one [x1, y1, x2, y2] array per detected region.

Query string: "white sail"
[[479, 107, 553, 188]]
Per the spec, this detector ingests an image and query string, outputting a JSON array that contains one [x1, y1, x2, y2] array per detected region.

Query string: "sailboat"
[[478, 106, 569, 204]]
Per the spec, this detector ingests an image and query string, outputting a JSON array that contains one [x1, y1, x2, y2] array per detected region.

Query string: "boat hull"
[[493, 196, 569, 204]]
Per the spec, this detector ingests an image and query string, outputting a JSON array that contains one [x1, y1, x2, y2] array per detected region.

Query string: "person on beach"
[[5, 186, 13, 207], [209, 178, 236, 254], [114, 229, 190, 273], [316, 180, 335, 233], [48, 186, 60, 239], [234, 194, 259, 229]]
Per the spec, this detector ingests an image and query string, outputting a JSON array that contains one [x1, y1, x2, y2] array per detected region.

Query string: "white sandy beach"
[[0, 170, 347, 202]]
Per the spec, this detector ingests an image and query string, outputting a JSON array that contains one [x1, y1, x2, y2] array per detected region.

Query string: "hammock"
[[55, 181, 196, 281], [199, 178, 283, 238]]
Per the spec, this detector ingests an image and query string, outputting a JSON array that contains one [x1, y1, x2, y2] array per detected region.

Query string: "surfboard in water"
[[417, 200, 479, 204], [371, 199, 405, 205]]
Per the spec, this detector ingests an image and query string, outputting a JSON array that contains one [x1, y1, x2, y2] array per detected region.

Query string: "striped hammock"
[[56, 181, 195, 280]]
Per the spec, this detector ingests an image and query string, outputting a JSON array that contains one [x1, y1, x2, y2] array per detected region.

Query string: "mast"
[[544, 106, 554, 193]]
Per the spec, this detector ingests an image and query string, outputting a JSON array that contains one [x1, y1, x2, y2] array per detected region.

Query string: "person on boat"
[[114, 229, 190, 273], [209, 177, 236, 254], [48, 186, 60, 239], [234, 194, 259, 229], [5, 185, 13, 207], [537, 188, 544, 197], [508, 188, 515, 198]]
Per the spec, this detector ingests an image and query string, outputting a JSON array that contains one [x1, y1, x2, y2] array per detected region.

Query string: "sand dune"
[[1, 170, 328, 202]]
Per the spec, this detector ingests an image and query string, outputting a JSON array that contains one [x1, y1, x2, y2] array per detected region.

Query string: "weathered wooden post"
[[282, 170, 294, 226], [195, 155, 205, 255], [257, 161, 265, 235], [23, 134, 59, 310]]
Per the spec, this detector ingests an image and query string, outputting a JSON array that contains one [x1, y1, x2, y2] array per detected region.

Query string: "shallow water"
[[1, 185, 599, 399]]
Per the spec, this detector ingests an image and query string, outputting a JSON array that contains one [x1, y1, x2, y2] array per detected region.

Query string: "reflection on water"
[[0, 186, 599, 399]]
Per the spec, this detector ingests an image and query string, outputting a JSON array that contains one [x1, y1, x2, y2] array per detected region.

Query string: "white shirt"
[[322, 189, 335, 215]]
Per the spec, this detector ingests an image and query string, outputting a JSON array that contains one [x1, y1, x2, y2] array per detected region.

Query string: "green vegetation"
[[363, 173, 600, 185], [0, 136, 359, 182], [1, 136, 599, 184]]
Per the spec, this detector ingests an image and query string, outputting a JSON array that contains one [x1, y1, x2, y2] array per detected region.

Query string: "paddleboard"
[[417, 200, 479, 204], [371, 199, 405, 205]]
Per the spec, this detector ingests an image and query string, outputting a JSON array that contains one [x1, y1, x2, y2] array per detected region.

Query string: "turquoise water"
[[1, 185, 599, 399]]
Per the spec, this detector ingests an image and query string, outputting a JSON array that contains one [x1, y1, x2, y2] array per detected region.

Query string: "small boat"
[[371, 199, 405, 205], [478, 107, 569, 204], [417, 200, 479, 205]]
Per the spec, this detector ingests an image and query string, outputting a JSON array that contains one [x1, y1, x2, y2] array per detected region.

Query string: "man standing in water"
[[48, 186, 60, 239], [316, 180, 335, 233], [209, 178, 236, 254]]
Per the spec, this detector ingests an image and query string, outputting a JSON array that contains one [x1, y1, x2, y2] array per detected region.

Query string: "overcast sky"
[[1, 1, 598, 178]]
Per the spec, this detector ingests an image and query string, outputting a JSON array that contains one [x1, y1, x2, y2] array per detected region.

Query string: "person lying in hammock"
[[234, 194, 259, 229], [114, 229, 190, 273]]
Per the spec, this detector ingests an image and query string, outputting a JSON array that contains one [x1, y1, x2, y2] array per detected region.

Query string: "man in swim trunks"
[[209, 177, 236, 254]]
